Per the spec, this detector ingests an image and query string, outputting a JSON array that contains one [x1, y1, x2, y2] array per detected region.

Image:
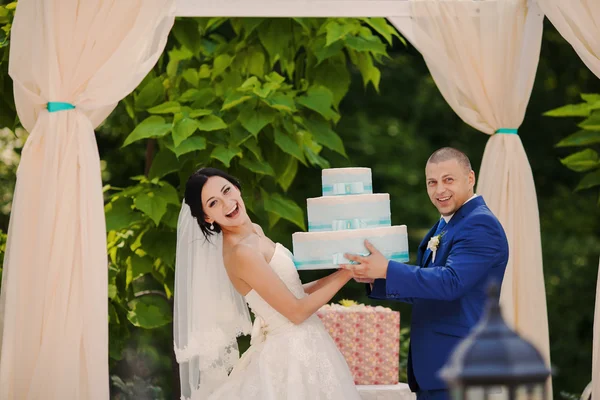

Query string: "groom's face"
[[425, 159, 475, 216]]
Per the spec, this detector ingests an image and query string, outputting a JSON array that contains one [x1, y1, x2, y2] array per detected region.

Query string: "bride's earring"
[[209, 222, 214, 231]]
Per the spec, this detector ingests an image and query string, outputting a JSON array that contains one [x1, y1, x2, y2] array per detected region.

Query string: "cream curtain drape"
[[389, 1, 552, 397], [0, 1, 174, 398], [534, 1, 600, 396]]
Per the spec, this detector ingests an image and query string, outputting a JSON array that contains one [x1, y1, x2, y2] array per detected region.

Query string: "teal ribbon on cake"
[[322, 182, 373, 196], [47, 102, 75, 113], [309, 217, 392, 232], [495, 128, 518, 135], [294, 251, 409, 269]]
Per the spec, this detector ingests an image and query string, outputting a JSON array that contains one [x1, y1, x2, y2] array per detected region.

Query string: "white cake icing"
[[293, 226, 408, 270], [307, 194, 391, 232], [321, 167, 373, 196], [292, 167, 409, 270]]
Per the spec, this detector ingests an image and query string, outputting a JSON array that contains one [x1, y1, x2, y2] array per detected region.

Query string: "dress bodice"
[[244, 243, 307, 341]]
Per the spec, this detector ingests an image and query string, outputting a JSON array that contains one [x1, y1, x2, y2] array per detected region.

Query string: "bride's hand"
[[338, 268, 354, 280]]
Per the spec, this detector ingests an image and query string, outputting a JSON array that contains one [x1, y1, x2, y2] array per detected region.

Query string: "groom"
[[342, 147, 509, 400]]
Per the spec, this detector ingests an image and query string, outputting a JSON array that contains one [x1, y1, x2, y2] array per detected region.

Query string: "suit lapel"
[[419, 196, 486, 267], [418, 224, 438, 267]]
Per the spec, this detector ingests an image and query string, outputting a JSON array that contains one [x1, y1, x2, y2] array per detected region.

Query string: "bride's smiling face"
[[201, 176, 247, 228]]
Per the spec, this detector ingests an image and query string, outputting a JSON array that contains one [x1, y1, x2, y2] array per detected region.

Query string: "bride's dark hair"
[[184, 167, 242, 239]]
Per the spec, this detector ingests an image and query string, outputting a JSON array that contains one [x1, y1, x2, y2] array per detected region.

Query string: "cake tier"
[[322, 167, 373, 196], [307, 193, 391, 232], [292, 226, 409, 270]]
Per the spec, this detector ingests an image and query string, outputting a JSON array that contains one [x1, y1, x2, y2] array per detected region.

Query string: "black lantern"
[[440, 282, 552, 400]]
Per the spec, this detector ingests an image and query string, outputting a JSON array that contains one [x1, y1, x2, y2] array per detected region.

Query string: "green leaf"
[[189, 109, 213, 118], [180, 89, 203, 103], [162, 205, 180, 229], [191, 88, 217, 108], [135, 77, 165, 110], [222, 91, 253, 111], [172, 117, 198, 146], [108, 302, 119, 324], [265, 72, 286, 84], [182, 68, 199, 87], [555, 130, 600, 147], [350, 50, 381, 91], [304, 144, 330, 169], [544, 103, 592, 117], [345, 35, 387, 56], [174, 136, 207, 157], [129, 255, 154, 281], [575, 169, 600, 191], [172, 19, 202, 55], [253, 86, 272, 98], [240, 76, 261, 91], [246, 51, 266, 77], [296, 86, 339, 121], [127, 296, 172, 329], [303, 118, 346, 156], [258, 20, 292, 67], [314, 37, 345, 64], [142, 230, 177, 266], [229, 123, 253, 147], [105, 197, 143, 232], [240, 156, 275, 176], [197, 115, 227, 131], [581, 93, 600, 105], [210, 145, 242, 167], [579, 112, 600, 130], [167, 46, 194, 77], [267, 211, 281, 229], [198, 64, 211, 79], [238, 107, 276, 136], [243, 138, 263, 160], [262, 192, 305, 230], [274, 127, 306, 164], [263, 92, 296, 112], [362, 18, 401, 45], [134, 192, 168, 226], [148, 101, 181, 114], [148, 150, 179, 180], [122, 116, 171, 147], [277, 157, 298, 192], [155, 183, 180, 205], [325, 20, 355, 46], [314, 58, 351, 108], [559, 149, 600, 172], [212, 54, 233, 79]]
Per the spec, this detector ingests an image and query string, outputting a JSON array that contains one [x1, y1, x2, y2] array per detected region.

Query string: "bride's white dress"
[[208, 243, 362, 400]]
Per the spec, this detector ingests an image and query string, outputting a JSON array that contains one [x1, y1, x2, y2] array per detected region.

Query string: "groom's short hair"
[[427, 147, 472, 173]]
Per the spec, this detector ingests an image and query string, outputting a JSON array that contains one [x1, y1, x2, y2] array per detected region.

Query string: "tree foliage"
[[546, 94, 600, 202], [99, 17, 400, 393]]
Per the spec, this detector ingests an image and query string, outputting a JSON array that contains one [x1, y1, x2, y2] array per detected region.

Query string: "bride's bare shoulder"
[[224, 238, 260, 266], [252, 223, 266, 237]]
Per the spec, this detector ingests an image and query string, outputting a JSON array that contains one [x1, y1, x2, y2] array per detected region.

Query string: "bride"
[[174, 167, 362, 400]]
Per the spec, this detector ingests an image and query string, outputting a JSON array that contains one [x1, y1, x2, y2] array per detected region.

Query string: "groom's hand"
[[340, 240, 388, 280]]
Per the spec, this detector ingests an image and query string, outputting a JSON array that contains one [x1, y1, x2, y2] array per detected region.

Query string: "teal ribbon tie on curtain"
[[495, 128, 518, 135], [47, 102, 75, 113]]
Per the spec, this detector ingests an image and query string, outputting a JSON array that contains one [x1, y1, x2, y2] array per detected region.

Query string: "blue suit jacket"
[[368, 196, 508, 391]]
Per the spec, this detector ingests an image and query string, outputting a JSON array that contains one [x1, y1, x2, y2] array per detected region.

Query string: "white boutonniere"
[[427, 232, 446, 262]]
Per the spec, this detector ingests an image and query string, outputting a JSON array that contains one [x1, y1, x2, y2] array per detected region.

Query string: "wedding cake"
[[292, 167, 409, 270]]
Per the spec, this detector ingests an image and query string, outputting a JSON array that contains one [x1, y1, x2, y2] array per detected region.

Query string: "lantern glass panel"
[[459, 384, 545, 400]]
